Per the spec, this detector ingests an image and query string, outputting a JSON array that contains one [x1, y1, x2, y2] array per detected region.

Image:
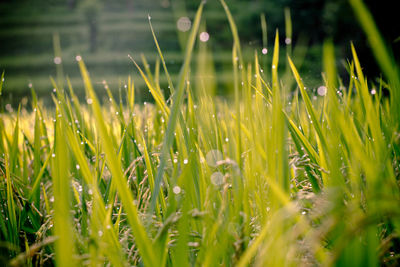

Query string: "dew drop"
[[211, 172, 224, 186], [173, 186, 181, 194], [199, 32, 210, 42], [317, 85, 327, 96], [262, 48, 268, 54], [53, 57, 62, 64], [177, 17, 191, 32]]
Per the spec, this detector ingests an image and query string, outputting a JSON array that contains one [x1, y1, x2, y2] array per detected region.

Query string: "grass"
[[1, 0, 400, 266]]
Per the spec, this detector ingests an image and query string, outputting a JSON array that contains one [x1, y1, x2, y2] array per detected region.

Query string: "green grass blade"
[[349, 0, 400, 122], [148, 15, 175, 93], [52, 114, 75, 267], [77, 58, 158, 266], [150, 1, 204, 213], [288, 56, 327, 149]]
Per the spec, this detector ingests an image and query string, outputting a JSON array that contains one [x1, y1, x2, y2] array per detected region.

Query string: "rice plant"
[[1, 0, 399, 266]]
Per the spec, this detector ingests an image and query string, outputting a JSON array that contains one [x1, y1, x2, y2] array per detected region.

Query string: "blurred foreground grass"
[[1, 0, 400, 266]]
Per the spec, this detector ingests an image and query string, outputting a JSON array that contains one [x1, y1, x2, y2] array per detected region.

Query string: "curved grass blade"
[[52, 115, 75, 267], [150, 1, 204, 213], [77, 58, 158, 266], [288, 56, 327, 149]]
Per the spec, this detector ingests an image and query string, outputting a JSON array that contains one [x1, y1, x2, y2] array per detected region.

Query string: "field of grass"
[[1, 0, 400, 266]]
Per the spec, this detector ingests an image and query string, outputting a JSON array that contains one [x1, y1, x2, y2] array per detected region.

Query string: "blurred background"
[[0, 0, 398, 107]]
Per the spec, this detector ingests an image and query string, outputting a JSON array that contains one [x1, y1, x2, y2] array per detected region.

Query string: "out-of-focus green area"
[[0, 0, 398, 106]]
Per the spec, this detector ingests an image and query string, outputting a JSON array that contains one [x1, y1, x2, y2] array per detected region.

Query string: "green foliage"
[[0, 1, 400, 266]]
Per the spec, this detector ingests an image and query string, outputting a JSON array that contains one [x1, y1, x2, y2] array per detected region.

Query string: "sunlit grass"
[[1, 0, 400, 266]]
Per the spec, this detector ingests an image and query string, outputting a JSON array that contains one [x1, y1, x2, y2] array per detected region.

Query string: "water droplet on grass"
[[53, 57, 62, 64], [177, 17, 191, 32], [211, 172, 224, 186], [173, 186, 181, 194], [262, 48, 268, 54], [317, 86, 327, 96], [199, 31, 210, 42]]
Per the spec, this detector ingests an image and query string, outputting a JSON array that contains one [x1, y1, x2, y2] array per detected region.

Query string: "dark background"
[[0, 0, 398, 106]]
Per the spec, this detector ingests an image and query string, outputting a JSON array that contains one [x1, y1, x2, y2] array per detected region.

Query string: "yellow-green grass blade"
[[64, 124, 125, 266], [28, 150, 52, 203], [284, 112, 319, 164], [349, 0, 400, 116], [270, 31, 289, 192], [272, 30, 279, 89], [148, 16, 175, 93], [52, 33, 64, 90], [127, 75, 135, 112], [137, 130, 166, 214], [261, 13, 267, 49], [52, 114, 75, 267], [220, 0, 245, 167], [5, 155, 18, 247], [220, 0, 243, 64], [323, 40, 338, 100], [288, 56, 327, 150], [150, 1, 204, 213], [77, 58, 158, 266], [284, 7, 292, 55], [129, 56, 170, 117], [9, 108, 20, 175], [31, 108, 42, 210], [351, 44, 382, 144]]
